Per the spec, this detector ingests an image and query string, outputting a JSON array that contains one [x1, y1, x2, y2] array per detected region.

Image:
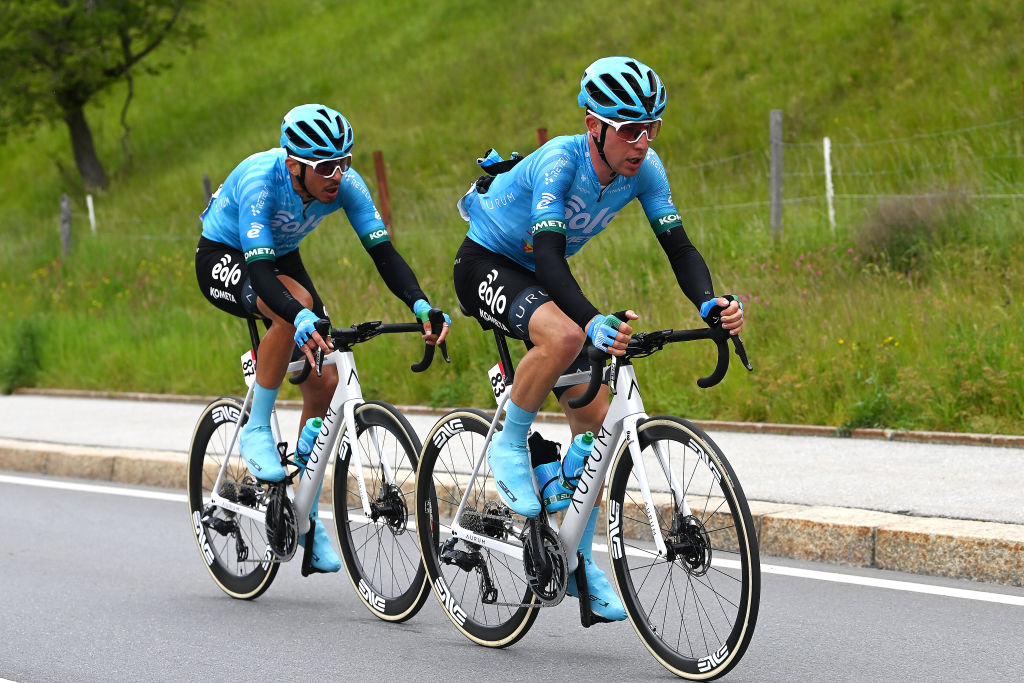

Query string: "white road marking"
[[3, 473, 1022, 607]]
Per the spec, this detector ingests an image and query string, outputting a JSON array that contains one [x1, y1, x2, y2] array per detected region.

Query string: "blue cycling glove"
[[293, 308, 319, 347], [586, 313, 623, 352], [700, 295, 743, 327], [412, 299, 451, 326]]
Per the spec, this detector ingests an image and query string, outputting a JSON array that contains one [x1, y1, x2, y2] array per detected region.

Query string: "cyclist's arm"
[[656, 225, 715, 308], [366, 241, 428, 309], [247, 258, 305, 322], [533, 229, 600, 329], [235, 167, 305, 322], [637, 150, 715, 307], [341, 169, 428, 311]]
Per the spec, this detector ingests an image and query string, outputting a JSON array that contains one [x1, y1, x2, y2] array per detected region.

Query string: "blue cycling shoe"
[[567, 556, 627, 621], [487, 440, 541, 518], [239, 424, 286, 482], [298, 516, 342, 573]]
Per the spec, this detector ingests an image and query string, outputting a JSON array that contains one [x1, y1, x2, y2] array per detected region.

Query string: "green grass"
[[1, 0, 1022, 434]]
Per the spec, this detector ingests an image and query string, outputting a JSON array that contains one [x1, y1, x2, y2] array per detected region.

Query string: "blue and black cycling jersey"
[[201, 148, 390, 261], [457, 134, 713, 328], [200, 148, 424, 322], [459, 134, 682, 269]]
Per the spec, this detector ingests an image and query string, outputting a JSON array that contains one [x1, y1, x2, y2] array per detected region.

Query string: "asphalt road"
[[2, 474, 1022, 682]]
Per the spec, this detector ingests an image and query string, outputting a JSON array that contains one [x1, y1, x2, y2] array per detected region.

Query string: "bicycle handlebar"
[[288, 312, 450, 385], [565, 324, 753, 410]]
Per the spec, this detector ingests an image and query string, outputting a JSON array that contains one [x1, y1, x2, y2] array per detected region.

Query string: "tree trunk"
[[64, 104, 108, 190]]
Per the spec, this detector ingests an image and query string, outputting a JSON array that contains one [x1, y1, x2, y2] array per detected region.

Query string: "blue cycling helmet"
[[280, 104, 354, 159], [577, 57, 667, 120]]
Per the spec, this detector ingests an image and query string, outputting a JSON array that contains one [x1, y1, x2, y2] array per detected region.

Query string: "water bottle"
[[559, 431, 594, 492], [296, 417, 323, 469], [530, 432, 570, 512]]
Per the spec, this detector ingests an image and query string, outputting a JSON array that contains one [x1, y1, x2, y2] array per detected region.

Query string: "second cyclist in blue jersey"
[[196, 104, 449, 573], [453, 57, 745, 620]]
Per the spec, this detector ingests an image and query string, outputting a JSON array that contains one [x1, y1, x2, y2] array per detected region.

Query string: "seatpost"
[[246, 318, 262, 354], [494, 330, 515, 385]]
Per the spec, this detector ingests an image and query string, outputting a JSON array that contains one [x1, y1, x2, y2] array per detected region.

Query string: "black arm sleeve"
[[248, 258, 305, 323], [367, 241, 428, 310], [533, 230, 600, 329], [656, 225, 715, 308]]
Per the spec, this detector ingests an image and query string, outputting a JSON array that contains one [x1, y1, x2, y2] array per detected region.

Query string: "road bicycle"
[[414, 313, 759, 679], [188, 311, 446, 622]]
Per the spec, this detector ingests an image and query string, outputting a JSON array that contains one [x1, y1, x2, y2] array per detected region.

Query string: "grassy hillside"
[[1, 0, 1022, 434]]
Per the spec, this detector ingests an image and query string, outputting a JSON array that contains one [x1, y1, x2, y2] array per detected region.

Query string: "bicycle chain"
[[456, 509, 569, 609]]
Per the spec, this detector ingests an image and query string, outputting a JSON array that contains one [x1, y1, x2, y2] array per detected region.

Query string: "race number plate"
[[240, 349, 256, 387], [487, 362, 510, 406]]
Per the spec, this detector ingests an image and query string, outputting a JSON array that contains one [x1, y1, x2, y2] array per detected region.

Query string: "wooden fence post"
[[537, 127, 548, 146], [373, 150, 393, 238], [203, 173, 212, 203], [770, 109, 784, 240], [59, 194, 72, 258]]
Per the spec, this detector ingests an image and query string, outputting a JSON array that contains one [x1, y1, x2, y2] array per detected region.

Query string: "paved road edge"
[[3, 437, 1021, 588]]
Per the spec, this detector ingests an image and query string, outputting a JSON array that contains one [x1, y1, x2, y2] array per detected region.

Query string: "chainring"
[[264, 484, 297, 561], [521, 520, 568, 606]]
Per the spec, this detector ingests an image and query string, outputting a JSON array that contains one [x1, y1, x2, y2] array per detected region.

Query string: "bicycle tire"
[[187, 396, 279, 600], [607, 416, 760, 680], [415, 408, 540, 648], [333, 401, 431, 622]]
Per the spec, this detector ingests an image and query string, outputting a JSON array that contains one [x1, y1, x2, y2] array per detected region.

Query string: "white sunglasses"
[[587, 110, 663, 143], [289, 154, 352, 178]]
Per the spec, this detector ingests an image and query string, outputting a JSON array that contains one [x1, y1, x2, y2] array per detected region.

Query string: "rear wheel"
[[187, 397, 278, 600], [607, 416, 760, 680], [415, 409, 539, 647], [333, 401, 430, 622]]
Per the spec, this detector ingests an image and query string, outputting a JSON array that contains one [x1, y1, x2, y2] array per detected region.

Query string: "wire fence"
[[665, 115, 1024, 241], [23, 113, 1024, 259]]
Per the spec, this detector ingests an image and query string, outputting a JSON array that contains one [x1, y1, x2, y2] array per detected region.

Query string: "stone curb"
[[13, 387, 1024, 449], [3, 437, 1021, 588]]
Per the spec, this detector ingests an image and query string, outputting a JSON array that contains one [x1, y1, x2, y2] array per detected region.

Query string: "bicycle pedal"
[[300, 519, 317, 577], [574, 551, 597, 628]]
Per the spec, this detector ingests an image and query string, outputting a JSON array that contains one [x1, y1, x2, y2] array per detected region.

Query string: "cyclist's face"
[[286, 157, 343, 203], [586, 114, 650, 178]]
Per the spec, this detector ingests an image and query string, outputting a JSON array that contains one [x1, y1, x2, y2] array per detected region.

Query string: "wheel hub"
[[666, 513, 712, 576]]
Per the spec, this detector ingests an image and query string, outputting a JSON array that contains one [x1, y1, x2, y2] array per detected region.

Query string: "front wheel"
[[333, 401, 430, 622], [187, 397, 278, 600], [607, 416, 760, 680]]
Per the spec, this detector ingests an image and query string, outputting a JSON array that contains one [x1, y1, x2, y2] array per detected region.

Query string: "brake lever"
[[731, 335, 753, 371], [313, 318, 331, 378]]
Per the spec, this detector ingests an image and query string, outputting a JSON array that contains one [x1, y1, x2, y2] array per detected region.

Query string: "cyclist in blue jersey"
[[196, 103, 449, 573], [453, 57, 744, 620]]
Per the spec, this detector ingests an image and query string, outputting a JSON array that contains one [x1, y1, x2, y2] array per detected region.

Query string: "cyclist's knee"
[[535, 317, 587, 364]]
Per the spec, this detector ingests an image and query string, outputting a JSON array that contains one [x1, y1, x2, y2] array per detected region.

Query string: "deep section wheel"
[[607, 416, 760, 680], [187, 397, 278, 600], [333, 401, 430, 622]]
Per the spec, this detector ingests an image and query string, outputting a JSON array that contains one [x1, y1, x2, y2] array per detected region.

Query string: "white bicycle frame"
[[446, 359, 694, 572], [207, 348, 396, 537]]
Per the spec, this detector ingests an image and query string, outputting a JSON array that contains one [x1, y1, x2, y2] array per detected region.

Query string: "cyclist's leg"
[[234, 273, 313, 482], [557, 384, 626, 621], [453, 239, 585, 517], [267, 261, 341, 572], [196, 240, 290, 482], [485, 303, 586, 516]]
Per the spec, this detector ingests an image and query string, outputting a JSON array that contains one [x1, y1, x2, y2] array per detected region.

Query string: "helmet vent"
[[585, 81, 616, 108], [599, 73, 638, 109]]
